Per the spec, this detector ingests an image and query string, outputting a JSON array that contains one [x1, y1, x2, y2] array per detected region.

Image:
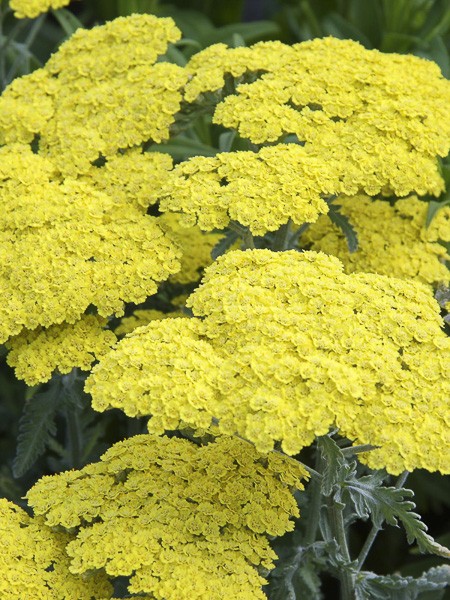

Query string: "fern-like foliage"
[[12, 379, 61, 477]]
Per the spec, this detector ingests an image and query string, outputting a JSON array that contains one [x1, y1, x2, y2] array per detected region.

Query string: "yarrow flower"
[[6, 315, 117, 385], [0, 144, 180, 345], [9, 0, 71, 19], [160, 144, 335, 235], [303, 195, 450, 286], [0, 498, 112, 599], [183, 41, 295, 102], [115, 309, 181, 337], [0, 14, 187, 176], [79, 148, 174, 213], [27, 434, 307, 599], [86, 250, 450, 475], [186, 37, 450, 198]]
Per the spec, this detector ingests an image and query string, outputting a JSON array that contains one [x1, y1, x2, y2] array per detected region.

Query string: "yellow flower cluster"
[[27, 434, 306, 599], [0, 144, 180, 344], [303, 195, 450, 286], [86, 250, 450, 475], [187, 37, 450, 198], [9, 0, 70, 18], [0, 498, 112, 599], [159, 212, 224, 282], [184, 41, 295, 102], [115, 309, 180, 337], [6, 315, 117, 385], [0, 16, 190, 384], [79, 149, 174, 212], [0, 15, 187, 175], [160, 144, 334, 235]]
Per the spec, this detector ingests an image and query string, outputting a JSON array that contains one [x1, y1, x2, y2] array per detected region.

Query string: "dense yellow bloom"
[[187, 38, 450, 198], [0, 69, 58, 145], [87, 250, 450, 475], [303, 195, 450, 286], [9, 0, 70, 18], [27, 434, 306, 599], [184, 41, 295, 102], [0, 498, 112, 599], [6, 315, 117, 385], [115, 309, 180, 336], [79, 149, 174, 212], [160, 144, 334, 235], [159, 212, 224, 282], [0, 15, 187, 176], [0, 144, 180, 345]]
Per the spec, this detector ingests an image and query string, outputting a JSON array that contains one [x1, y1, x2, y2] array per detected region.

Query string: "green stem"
[[229, 220, 255, 250], [288, 222, 310, 249], [328, 496, 354, 600], [341, 444, 377, 456], [62, 369, 83, 469], [272, 220, 292, 252], [305, 446, 324, 544], [356, 471, 409, 571]]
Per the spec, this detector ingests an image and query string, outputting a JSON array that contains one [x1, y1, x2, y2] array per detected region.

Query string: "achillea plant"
[[302, 194, 450, 286], [86, 249, 450, 475], [0, 498, 112, 599], [26, 434, 307, 599], [1, 10, 450, 600], [9, 0, 71, 18]]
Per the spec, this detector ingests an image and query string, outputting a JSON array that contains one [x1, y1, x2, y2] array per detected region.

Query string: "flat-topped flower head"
[[0, 15, 187, 176], [0, 144, 181, 345], [86, 250, 450, 475], [186, 37, 450, 198], [79, 149, 174, 213], [6, 315, 117, 385], [160, 144, 335, 235], [9, 0, 71, 18], [0, 498, 112, 599], [27, 434, 306, 599], [184, 41, 296, 102], [303, 195, 450, 286]]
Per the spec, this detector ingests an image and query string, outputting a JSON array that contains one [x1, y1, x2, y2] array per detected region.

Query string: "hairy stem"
[[328, 495, 354, 600], [305, 446, 324, 544]]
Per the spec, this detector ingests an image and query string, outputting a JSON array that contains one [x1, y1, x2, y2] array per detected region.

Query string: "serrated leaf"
[[328, 204, 358, 253], [267, 542, 331, 600], [344, 470, 386, 520], [13, 380, 62, 477], [318, 435, 352, 496], [344, 478, 450, 558], [355, 565, 450, 600], [435, 285, 450, 309], [211, 229, 240, 260]]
